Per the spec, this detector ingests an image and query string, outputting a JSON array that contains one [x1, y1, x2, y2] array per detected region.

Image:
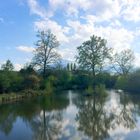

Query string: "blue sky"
[[0, 0, 140, 70]]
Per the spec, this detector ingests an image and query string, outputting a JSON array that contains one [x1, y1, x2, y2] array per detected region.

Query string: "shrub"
[[23, 75, 40, 90], [125, 70, 140, 93], [85, 85, 94, 94]]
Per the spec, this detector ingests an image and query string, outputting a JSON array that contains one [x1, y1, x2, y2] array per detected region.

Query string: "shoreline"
[[0, 90, 47, 105]]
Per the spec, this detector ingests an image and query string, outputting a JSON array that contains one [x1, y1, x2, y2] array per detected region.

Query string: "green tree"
[[0, 72, 10, 93], [76, 35, 111, 76], [70, 63, 73, 71], [23, 75, 40, 90], [1, 60, 14, 71], [0, 71, 23, 93], [112, 49, 135, 76], [125, 70, 140, 93], [73, 63, 76, 71], [67, 63, 70, 71], [32, 30, 60, 77], [20, 64, 36, 76]]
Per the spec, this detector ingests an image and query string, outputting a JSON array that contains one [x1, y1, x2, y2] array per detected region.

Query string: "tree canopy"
[[76, 35, 111, 76], [32, 30, 61, 77], [1, 60, 14, 71], [112, 49, 135, 76]]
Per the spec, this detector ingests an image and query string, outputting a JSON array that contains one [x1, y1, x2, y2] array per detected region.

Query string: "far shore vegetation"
[[0, 29, 140, 103]]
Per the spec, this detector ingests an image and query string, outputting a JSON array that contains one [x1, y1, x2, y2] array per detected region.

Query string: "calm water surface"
[[0, 90, 140, 140]]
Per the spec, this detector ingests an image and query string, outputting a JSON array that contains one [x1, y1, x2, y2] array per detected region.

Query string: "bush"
[[95, 84, 106, 95], [40, 75, 57, 93], [85, 85, 94, 94], [71, 73, 91, 89], [125, 70, 140, 93], [115, 76, 128, 90], [23, 75, 40, 90], [0, 72, 10, 93], [95, 73, 117, 88], [0, 71, 23, 93], [115, 70, 140, 93]]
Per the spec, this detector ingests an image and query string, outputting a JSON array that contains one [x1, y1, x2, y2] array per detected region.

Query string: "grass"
[[0, 90, 46, 104]]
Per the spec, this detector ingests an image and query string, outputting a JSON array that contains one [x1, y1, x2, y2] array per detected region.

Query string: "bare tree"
[[112, 49, 135, 76], [32, 30, 61, 77]]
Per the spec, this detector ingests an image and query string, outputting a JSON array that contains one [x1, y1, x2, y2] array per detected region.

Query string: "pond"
[[0, 90, 140, 140]]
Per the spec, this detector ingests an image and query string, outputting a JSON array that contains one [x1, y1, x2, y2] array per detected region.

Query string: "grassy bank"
[[0, 90, 46, 104]]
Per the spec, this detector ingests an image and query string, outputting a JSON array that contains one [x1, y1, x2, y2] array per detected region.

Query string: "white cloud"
[[26, 0, 140, 67], [121, 0, 140, 22], [27, 0, 52, 18], [34, 18, 135, 61], [27, 0, 140, 22], [66, 19, 134, 52], [14, 63, 23, 71], [34, 19, 69, 43], [58, 48, 76, 62], [28, 0, 122, 20], [134, 53, 140, 68], [49, 0, 122, 20], [17, 46, 35, 53], [49, 0, 91, 17]]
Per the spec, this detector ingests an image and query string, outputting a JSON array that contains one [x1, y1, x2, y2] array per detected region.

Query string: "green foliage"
[[55, 70, 71, 89], [67, 63, 76, 71], [8, 72, 23, 92], [0, 72, 10, 93], [23, 75, 40, 90], [114, 67, 140, 93], [32, 30, 60, 77], [86, 85, 94, 94], [124, 70, 140, 93], [0, 71, 23, 93], [95, 84, 107, 96], [115, 76, 128, 90], [20, 65, 36, 76], [1, 60, 14, 71], [45, 81, 53, 93], [71, 73, 91, 89], [0, 32, 137, 96], [67, 63, 70, 71], [43, 75, 57, 93], [76, 35, 111, 76], [95, 73, 117, 88]]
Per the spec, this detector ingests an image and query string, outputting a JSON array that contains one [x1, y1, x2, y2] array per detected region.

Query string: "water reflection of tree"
[[0, 105, 16, 135], [111, 93, 136, 129], [75, 92, 114, 140], [0, 93, 69, 138], [30, 110, 62, 140], [29, 94, 69, 140], [0, 112, 16, 135]]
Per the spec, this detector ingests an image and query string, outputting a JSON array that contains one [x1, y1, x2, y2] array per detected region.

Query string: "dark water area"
[[0, 90, 140, 140]]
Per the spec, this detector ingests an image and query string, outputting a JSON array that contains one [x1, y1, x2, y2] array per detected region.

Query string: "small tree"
[[1, 60, 14, 71], [73, 63, 76, 71], [23, 75, 40, 90], [76, 35, 111, 76], [67, 63, 70, 71], [113, 49, 135, 76], [70, 63, 73, 71], [32, 30, 61, 77]]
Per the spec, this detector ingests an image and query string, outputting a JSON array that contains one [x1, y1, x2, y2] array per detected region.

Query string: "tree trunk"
[[92, 66, 95, 77], [43, 61, 46, 78], [43, 108, 46, 139]]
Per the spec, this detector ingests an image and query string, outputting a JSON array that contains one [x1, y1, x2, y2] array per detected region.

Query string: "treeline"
[[0, 30, 140, 94], [0, 61, 117, 93]]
